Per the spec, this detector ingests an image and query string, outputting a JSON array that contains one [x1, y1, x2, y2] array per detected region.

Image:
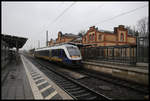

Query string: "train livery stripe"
[[50, 57, 62, 62], [35, 55, 62, 62]]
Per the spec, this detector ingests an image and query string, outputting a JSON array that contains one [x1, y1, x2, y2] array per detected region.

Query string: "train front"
[[66, 46, 82, 68]]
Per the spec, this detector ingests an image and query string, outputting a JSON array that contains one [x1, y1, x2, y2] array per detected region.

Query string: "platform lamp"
[[135, 31, 139, 63]]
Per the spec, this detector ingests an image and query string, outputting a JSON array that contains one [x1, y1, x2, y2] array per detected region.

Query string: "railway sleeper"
[[66, 87, 82, 92], [55, 80, 68, 84], [86, 96, 97, 100], [56, 81, 72, 84], [70, 89, 86, 94], [62, 84, 76, 87], [59, 82, 75, 85], [74, 92, 92, 99], [63, 85, 77, 89]]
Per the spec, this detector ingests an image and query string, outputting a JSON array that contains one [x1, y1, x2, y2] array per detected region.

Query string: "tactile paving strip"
[[30, 70, 62, 99], [21, 55, 62, 99]]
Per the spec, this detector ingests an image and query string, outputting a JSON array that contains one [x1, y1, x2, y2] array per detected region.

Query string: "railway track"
[[77, 69, 149, 94], [24, 54, 148, 100], [25, 54, 111, 100]]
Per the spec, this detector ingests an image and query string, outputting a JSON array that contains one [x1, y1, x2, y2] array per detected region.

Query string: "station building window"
[[120, 33, 124, 41], [92, 34, 95, 41], [89, 35, 92, 41], [84, 37, 86, 43], [99, 35, 102, 41]]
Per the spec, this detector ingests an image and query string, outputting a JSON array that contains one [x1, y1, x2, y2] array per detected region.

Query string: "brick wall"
[[82, 25, 136, 47]]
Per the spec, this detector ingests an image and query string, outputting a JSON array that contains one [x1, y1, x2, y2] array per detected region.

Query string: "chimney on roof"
[[58, 31, 62, 37], [95, 27, 98, 30], [118, 25, 125, 28], [90, 26, 95, 30], [58, 31, 62, 34], [114, 27, 117, 33]]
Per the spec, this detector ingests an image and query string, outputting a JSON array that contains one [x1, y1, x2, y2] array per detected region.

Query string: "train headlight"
[[71, 56, 79, 58]]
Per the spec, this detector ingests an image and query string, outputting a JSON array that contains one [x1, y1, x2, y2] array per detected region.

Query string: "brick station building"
[[82, 25, 136, 47], [48, 25, 136, 47], [48, 31, 81, 46], [81, 25, 136, 58]]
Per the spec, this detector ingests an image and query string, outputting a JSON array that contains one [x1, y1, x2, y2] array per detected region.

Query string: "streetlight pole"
[[46, 30, 48, 46], [38, 40, 40, 48], [135, 31, 139, 64]]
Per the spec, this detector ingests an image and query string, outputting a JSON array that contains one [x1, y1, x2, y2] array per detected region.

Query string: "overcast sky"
[[2, 1, 148, 50]]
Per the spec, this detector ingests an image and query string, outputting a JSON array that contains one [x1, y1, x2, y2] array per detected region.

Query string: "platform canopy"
[[1, 34, 28, 49]]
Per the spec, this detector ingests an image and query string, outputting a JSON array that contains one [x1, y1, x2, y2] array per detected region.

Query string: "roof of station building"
[[1, 34, 28, 49]]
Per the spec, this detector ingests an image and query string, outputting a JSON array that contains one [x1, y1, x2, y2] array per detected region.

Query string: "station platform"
[[1, 54, 73, 100], [82, 59, 149, 85]]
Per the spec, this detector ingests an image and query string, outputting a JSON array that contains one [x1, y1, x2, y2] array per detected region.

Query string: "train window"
[[56, 49, 59, 56], [56, 50, 59, 56], [49, 50, 52, 57], [52, 49, 56, 56], [67, 47, 80, 57], [61, 49, 67, 58], [55, 49, 58, 56], [46, 50, 49, 56], [57, 49, 61, 57], [42, 50, 49, 56]]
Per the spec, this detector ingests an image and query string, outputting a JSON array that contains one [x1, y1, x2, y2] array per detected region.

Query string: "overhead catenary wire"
[[35, 2, 76, 48], [37, 2, 76, 36], [94, 4, 148, 26], [52, 2, 76, 23], [73, 4, 148, 34]]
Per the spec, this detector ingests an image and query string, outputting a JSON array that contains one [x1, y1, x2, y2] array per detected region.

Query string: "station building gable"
[[48, 31, 80, 46], [82, 25, 136, 47]]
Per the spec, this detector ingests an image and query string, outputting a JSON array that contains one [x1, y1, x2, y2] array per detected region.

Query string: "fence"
[[81, 45, 137, 65], [137, 36, 149, 63]]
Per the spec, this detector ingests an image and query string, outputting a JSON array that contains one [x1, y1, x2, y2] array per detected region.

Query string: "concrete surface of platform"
[[1, 54, 73, 100], [1, 55, 34, 99]]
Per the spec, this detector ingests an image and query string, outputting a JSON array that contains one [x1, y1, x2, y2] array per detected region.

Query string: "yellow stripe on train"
[[50, 57, 62, 62], [35, 55, 62, 62]]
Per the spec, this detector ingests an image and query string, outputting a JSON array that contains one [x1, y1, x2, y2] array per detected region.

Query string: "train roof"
[[35, 43, 77, 51]]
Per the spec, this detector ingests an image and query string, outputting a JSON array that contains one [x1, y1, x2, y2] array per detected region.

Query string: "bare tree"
[[137, 17, 149, 37], [136, 17, 149, 47], [126, 25, 137, 36], [78, 30, 86, 37]]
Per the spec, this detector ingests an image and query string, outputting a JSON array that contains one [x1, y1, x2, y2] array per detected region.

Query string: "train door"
[[60, 49, 66, 59], [61, 49, 71, 64], [49, 49, 52, 59]]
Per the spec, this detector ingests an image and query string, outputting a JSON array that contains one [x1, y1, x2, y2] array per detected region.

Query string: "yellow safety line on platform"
[[32, 75, 41, 79], [40, 85, 52, 93], [21, 55, 43, 99], [22, 54, 73, 100], [37, 80, 47, 87], [45, 91, 57, 99], [34, 77, 44, 82]]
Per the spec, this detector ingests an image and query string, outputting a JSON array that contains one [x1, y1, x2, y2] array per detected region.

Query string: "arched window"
[[89, 35, 91, 41], [99, 35, 102, 41], [120, 33, 124, 41], [93, 34, 95, 41]]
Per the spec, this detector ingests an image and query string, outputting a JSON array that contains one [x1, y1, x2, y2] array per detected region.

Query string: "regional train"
[[34, 44, 82, 67]]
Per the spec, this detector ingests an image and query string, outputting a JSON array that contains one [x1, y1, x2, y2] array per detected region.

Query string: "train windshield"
[[67, 46, 80, 57]]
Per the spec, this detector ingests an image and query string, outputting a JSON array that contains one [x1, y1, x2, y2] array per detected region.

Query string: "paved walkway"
[[1, 53, 73, 100], [1, 55, 34, 99]]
